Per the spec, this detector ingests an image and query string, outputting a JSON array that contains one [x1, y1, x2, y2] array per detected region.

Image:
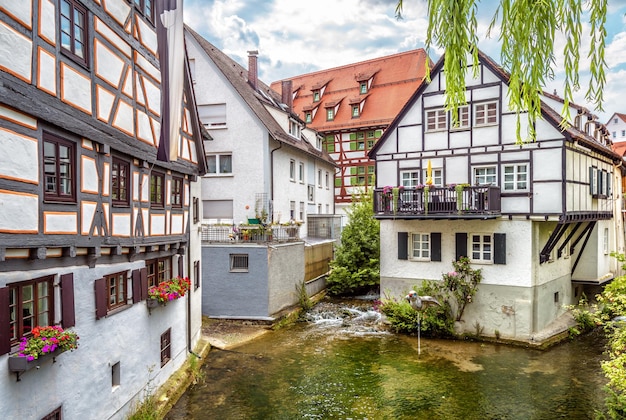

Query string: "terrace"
[[373, 185, 501, 219]]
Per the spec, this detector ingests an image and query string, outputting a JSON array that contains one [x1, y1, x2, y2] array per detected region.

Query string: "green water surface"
[[167, 321, 608, 420]]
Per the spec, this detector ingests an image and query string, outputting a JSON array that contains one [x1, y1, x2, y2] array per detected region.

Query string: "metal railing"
[[373, 186, 501, 217], [201, 224, 301, 243]]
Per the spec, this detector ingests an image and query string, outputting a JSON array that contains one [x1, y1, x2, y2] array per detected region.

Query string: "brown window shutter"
[[0, 287, 10, 356], [456, 233, 468, 260], [430, 232, 442, 262], [132, 269, 142, 304], [178, 255, 184, 277], [60, 273, 76, 328], [94, 278, 107, 320], [140, 267, 148, 301]]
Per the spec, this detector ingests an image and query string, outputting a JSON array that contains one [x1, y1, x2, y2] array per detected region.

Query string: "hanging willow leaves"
[[396, 0, 607, 144]]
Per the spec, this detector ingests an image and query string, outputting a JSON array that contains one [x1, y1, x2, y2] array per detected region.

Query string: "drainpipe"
[[270, 138, 282, 221]]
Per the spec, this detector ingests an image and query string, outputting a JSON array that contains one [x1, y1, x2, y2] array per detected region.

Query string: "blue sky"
[[184, 0, 626, 122]]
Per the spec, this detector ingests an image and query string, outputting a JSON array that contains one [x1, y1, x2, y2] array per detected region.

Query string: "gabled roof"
[[370, 49, 620, 162], [185, 25, 336, 166], [270, 50, 431, 132], [607, 113, 626, 124]]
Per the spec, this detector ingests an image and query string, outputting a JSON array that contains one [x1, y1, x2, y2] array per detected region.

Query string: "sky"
[[183, 0, 626, 123]]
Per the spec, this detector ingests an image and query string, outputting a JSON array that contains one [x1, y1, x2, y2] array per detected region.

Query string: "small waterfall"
[[303, 298, 390, 335]]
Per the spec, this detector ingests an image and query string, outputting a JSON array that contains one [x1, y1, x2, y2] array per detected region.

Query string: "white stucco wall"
[[0, 262, 190, 420]]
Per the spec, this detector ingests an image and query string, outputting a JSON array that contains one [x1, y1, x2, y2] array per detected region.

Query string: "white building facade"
[[607, 113, 626, 143], [185, 27, 336, 232], [370, 50, 624, 342]]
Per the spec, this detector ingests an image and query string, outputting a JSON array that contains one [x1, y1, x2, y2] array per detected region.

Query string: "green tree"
[[326, 190, 380, 295], [396, 0, 607, 143]]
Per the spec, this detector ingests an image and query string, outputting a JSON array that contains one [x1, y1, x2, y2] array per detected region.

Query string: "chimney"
[[247, 50, 258, 90], [281, 80, 293, 111]]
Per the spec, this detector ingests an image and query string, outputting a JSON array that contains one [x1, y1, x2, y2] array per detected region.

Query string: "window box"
[[9, 347, 64, 378], [146, 298, 163, 309]]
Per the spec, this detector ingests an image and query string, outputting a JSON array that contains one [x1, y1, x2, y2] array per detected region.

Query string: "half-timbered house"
[[270, 50, 430, 220], [370, 50, 625, 342], [0, 1, 206, 418]]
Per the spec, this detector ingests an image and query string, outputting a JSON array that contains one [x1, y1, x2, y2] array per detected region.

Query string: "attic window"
[[326, 108, 334, 121], [313, 90, 320, 102], [360, 82, 367, 94], [305, 112, 312, 123], [352, 105, 360, 118], [289, 119, 301, 138]]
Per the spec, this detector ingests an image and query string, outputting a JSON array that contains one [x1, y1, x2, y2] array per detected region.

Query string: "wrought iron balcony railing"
[[373, 186, 501, 218]]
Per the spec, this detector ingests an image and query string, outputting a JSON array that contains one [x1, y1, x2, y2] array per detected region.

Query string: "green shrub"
[[327, 190, 380, 295], [379, 291, 454, 337]]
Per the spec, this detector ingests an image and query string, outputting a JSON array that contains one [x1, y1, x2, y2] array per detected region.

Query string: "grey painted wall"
[[202, 242, 304, 319]]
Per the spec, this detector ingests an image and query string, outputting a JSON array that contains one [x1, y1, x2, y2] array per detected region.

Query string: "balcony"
[[373, 185, 501, 219], [201, 224, 301, 243]]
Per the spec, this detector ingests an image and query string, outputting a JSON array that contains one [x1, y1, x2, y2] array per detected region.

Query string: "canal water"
[[166, 298, 609, 420]]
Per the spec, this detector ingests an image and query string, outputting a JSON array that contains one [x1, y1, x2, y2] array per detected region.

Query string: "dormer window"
[[326, 108, 334, 121], [305, 112, 312, 123], [360, 82, 367, 94], [352, 105, 360, 118], [289, 119, 301, 138], [313, 91, 320, 102]]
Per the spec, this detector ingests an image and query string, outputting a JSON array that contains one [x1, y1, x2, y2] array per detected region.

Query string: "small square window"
[[160, 328, 171, 367], [474, 102, 498, 126], [426, 109, 447, 131], [230, 254, 249, 272], [112, 361, 121, 388]]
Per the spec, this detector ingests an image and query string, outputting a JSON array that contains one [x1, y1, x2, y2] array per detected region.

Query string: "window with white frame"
[[503, 164, 528, 191], [198, 103, 227, 128], [289, 119, 301, 138], [422, 168, 443, 187], [410, 233, 430, 260], [230, 254, 249, 272], [289, 159, 295, 181], [474, 102, 498, 126], [299, 202, 304, 220], [474, 166, 497, 185], [426, 109, 447, 131], [451, 105, 470, 129], [290, 201, 296, 219], [401, 170, 420, 187], [207, 154, 232, 174], [471, 233, 492, 263], [298, 162, 304, 183]]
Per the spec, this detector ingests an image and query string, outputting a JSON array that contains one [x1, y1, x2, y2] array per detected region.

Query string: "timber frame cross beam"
[[539, 221, 596, 264]]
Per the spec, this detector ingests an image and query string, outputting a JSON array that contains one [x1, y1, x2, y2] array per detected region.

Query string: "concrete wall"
[[202, 242, 305, 319], [268, 242, 304, 314]]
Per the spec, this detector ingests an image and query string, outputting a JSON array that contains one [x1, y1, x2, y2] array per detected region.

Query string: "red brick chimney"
[[281, 80, 293, 111], [247, 50, 258, 90]]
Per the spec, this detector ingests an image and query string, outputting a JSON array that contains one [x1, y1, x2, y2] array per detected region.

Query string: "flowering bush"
[[148, 276, 191, 303], [15, 325, 79, 361]]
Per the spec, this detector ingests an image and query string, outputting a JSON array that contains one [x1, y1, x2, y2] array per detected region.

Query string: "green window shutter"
[[375, 130, 382, 137], [349, 133, 357, 140], [328, 143, 335, 152], [350, 176, 357, 185], [335, 178, 342, 187], [350, 167, 357, 175], [350, 141, 357, 151]]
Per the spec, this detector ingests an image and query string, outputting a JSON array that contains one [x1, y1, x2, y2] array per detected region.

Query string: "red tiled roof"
[[613, 141, 626, 157], [270, 50, 431, 132]]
